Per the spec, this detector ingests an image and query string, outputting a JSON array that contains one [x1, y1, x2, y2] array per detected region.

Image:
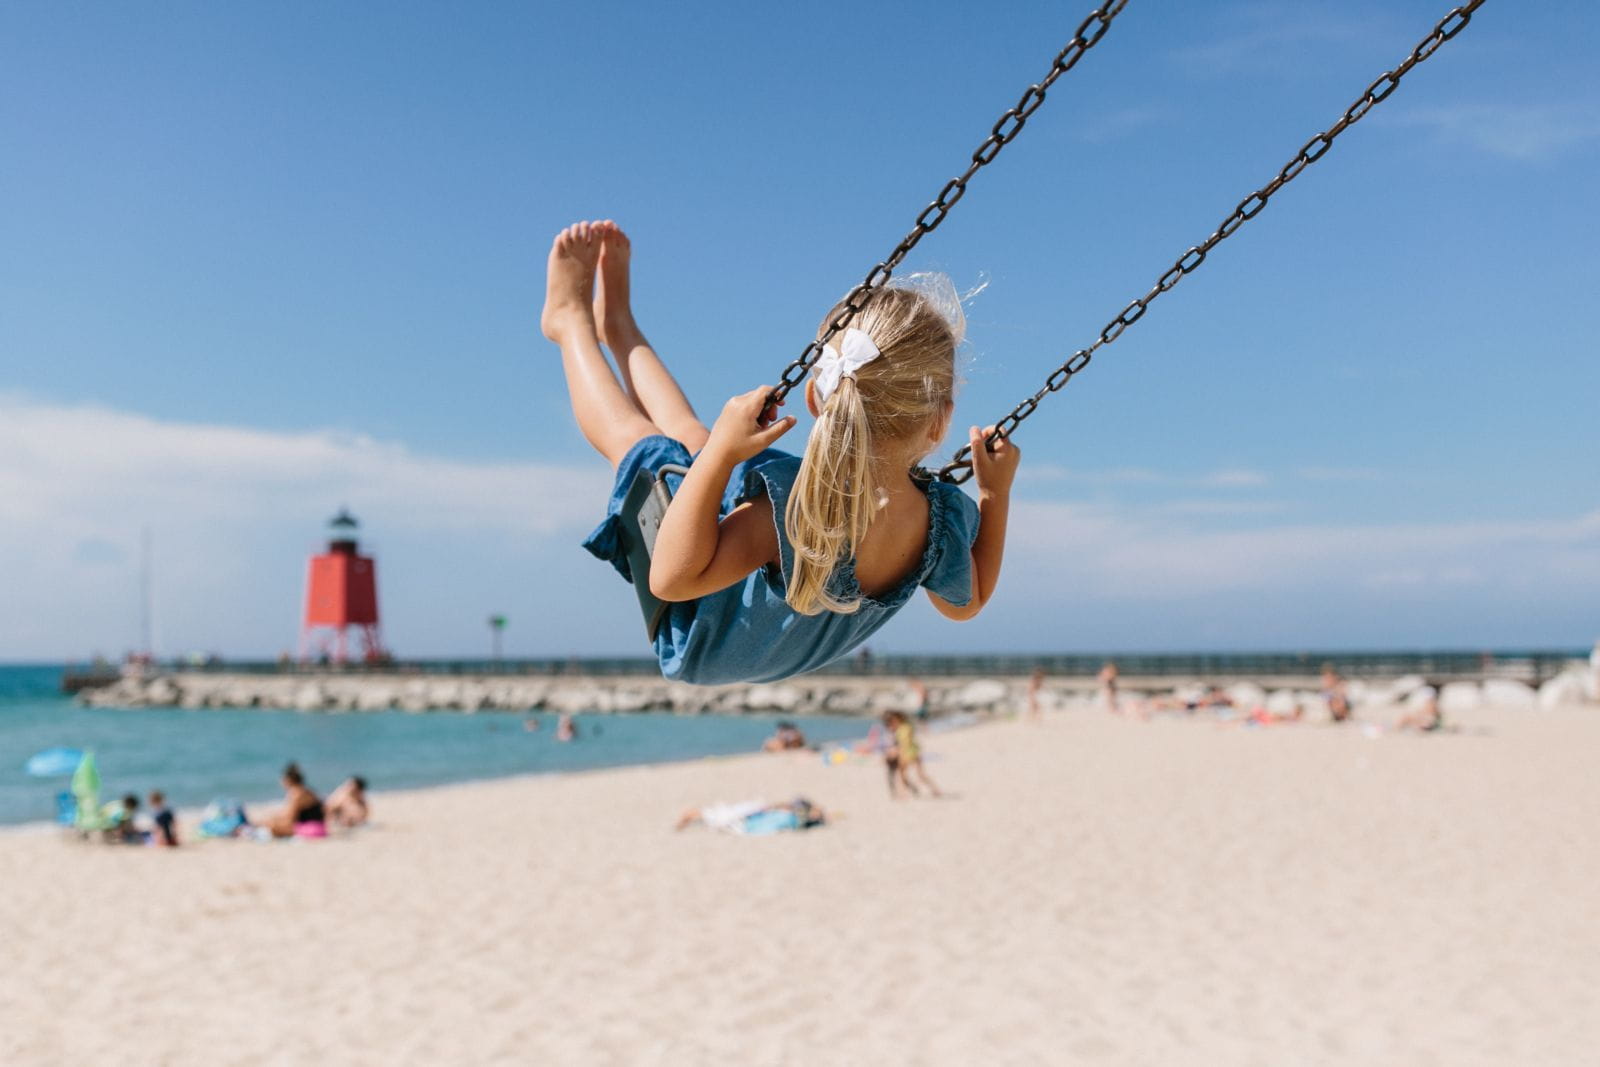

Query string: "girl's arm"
[[649, 386, 795, 603], [927, 426, 1020, 622]]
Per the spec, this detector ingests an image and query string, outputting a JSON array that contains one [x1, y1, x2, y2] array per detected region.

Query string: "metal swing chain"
[[935, 0, 1487, 485], [767, 0, 1131, 409]]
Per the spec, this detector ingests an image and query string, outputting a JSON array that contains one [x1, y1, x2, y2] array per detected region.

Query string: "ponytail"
[[785, 377, 876, 615], [784, 284, 959, 616]]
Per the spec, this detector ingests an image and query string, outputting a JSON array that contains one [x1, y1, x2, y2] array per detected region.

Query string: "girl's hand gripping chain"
[[925, 425, 1018, 622], [702, 385, 797, 465], [967, 424, 1020, 499], [649, 386, 794, 603]]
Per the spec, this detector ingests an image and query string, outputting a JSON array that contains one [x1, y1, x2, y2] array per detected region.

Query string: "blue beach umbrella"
[[24, 746, 84, 777]]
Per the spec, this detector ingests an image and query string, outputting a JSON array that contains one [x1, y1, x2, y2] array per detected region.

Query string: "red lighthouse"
[[300, 509, 385, 664]]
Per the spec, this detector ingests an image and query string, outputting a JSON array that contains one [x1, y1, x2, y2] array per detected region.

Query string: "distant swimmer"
[[761, 721, 807, 752]]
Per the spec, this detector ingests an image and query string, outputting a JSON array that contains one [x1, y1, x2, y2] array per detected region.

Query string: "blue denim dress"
[[583, 435, 980, 685]]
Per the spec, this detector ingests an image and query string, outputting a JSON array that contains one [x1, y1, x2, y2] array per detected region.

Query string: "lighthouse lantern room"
[[300, 508, 385, 664]]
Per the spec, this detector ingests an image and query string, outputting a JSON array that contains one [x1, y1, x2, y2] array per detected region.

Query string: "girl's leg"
[[912, 759, 942, 798], [541, 222, 663, 468], [594, 222, 711, 452]]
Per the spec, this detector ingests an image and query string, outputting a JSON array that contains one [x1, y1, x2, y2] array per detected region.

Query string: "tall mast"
[[140, 525, 154, 656]]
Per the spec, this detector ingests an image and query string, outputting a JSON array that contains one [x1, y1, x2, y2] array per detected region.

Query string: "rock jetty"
[[80, 672, 1001, 717], [74, 668, 1586, 719]]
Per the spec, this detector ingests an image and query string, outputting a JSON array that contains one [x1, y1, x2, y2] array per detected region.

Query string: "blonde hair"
[[785, 287, 957, 615]]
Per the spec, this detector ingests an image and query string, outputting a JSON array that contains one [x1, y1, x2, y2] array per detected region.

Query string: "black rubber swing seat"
[[616, 463, 689, 642]]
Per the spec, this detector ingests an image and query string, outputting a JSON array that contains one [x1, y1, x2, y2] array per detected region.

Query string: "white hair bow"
[[813, 328, 881, 403]]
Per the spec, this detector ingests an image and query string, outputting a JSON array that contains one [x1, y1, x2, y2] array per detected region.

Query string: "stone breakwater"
[[79, 672, 1003, 717], [75, 669, 1591, 718]]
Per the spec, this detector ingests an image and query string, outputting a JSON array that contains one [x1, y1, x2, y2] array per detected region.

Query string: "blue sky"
[[2, 1, 1597, 660]]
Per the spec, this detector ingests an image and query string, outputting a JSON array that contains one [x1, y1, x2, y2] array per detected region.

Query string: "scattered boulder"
[[1539, 671, 1589, 710], [953, 680, 1008, 709], [1264, 689, 1299, 715], [743, 684, 801, 712], [868, 688, 917, 714], [1481, 679, 1536, 710], [1438, 682, 1482, 713], [1227, 682, 1266, 708], [603, 688, 650, 713], [292, 683, 327, 712], [355, 684, 398, 712], [822, 688, 872, 715], [1385, 675, 1428, 702]]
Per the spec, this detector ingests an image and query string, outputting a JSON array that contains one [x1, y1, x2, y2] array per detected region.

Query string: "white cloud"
[[1298, 466, 1380, 482], [1197, 468, 1268, 489], [1006, 499, 1600, 602], [0, 395, 607, 659], [1076, 105, 1175, 144], [2, 396, 1595, 659], [0, 395, 595, 537], [1384, 103, 1600, 162], [1152, 499, 1285, 518], [1171, 8, 1390, 77], [1016, 464, 1267, 489], [1016, 464, 1160, 486]]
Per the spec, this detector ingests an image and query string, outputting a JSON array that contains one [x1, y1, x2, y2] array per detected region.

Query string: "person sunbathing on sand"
[[675, 797, 827, 834], [1395, 685, 1443, 732]]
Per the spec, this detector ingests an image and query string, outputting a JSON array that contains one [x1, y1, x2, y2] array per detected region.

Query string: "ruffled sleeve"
[[737, 451, 803, 592], [920, 482, 981, 605]]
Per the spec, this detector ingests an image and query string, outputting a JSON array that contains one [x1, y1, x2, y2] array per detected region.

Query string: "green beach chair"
[[66, 751, 116, 836]]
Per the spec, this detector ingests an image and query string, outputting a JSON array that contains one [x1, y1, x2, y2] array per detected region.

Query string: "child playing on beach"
[[883, 710, 941, 799], [148, 790, 178, 847], [542, 220, 1018, 685]]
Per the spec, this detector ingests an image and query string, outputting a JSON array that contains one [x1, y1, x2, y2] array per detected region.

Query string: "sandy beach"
[[5, 704, 1598, 1066]]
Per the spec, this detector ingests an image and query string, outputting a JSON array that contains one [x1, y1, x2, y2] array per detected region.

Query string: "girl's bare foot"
[[593, 221, 641, 349], [540, 222, 603, 342]]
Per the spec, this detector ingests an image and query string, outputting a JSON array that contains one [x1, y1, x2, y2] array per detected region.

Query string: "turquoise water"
[[0, 666, 868, 827]]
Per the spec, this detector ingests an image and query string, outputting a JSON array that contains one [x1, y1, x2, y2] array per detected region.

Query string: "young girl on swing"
[[541, 220, 1019, 685]]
